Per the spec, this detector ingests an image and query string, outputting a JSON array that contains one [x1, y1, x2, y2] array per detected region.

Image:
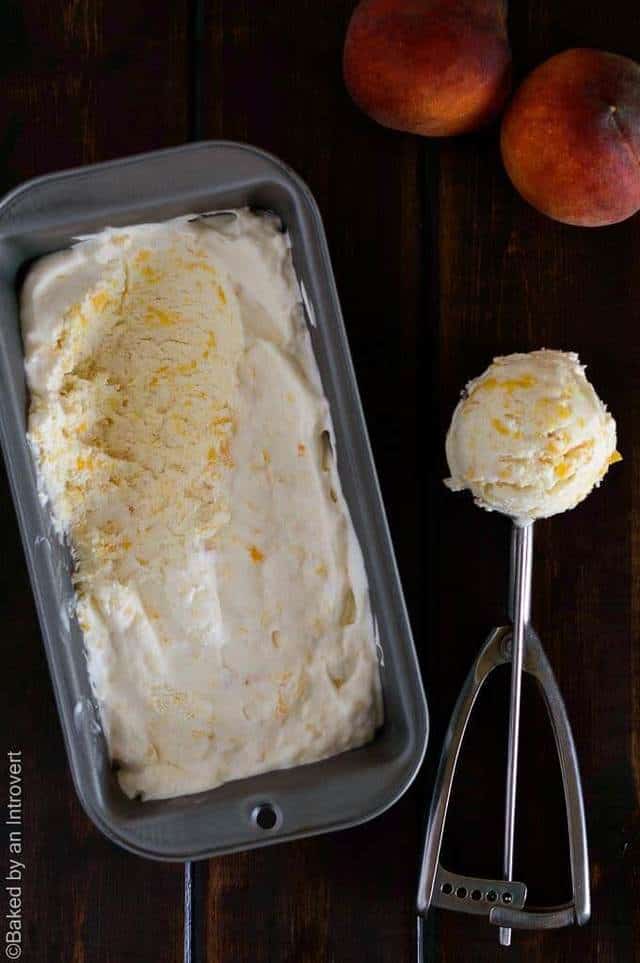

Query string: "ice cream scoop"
[[445, 349, 620, 522], [425, 349, 620, 948]]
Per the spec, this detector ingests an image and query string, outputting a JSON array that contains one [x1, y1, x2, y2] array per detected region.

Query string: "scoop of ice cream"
[[445, 350, 620, 522]]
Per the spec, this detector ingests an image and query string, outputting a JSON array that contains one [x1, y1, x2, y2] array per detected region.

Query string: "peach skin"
[[343, 0, 512, 137], [501, 48, 640, 227]]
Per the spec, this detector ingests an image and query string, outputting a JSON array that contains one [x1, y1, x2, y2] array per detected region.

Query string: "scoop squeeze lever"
[[416, 523, 590, 948]]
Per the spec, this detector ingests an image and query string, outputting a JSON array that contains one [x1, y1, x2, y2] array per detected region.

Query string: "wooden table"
[[2, 2, 638, 960]]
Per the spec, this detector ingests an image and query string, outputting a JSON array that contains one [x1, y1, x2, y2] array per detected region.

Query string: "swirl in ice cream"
[[445, 350, 620, 522], [22, 210, 382, 801]]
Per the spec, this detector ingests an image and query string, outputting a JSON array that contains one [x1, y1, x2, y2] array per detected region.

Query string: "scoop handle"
[[500, 521, 534, 947]]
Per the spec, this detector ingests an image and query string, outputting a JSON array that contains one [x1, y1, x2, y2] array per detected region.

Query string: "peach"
[[501, 49, 640, 227], [343, 0, 512, 137]]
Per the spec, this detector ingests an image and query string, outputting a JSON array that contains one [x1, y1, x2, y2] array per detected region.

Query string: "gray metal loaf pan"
[[0, 142, 428, 860]]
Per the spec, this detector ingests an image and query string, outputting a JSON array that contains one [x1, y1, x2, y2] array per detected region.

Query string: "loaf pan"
[[0, 142, 428, 860]]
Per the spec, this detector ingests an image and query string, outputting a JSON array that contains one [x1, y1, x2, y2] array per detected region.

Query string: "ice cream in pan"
[[418, 349, 619, 945], [22, 210, 383, 801]]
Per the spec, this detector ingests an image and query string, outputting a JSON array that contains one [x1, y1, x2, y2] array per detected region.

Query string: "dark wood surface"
[[1, 1, 638, 961]]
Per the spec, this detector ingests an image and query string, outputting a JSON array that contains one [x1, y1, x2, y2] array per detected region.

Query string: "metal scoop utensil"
[[417, 521, 590, 951]]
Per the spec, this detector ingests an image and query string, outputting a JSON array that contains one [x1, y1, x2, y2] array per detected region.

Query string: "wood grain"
[[431, 2, 640, 960], [1, 0, 638, 960], [0, 2, 189, 961], [197, 1, 639, 961]]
